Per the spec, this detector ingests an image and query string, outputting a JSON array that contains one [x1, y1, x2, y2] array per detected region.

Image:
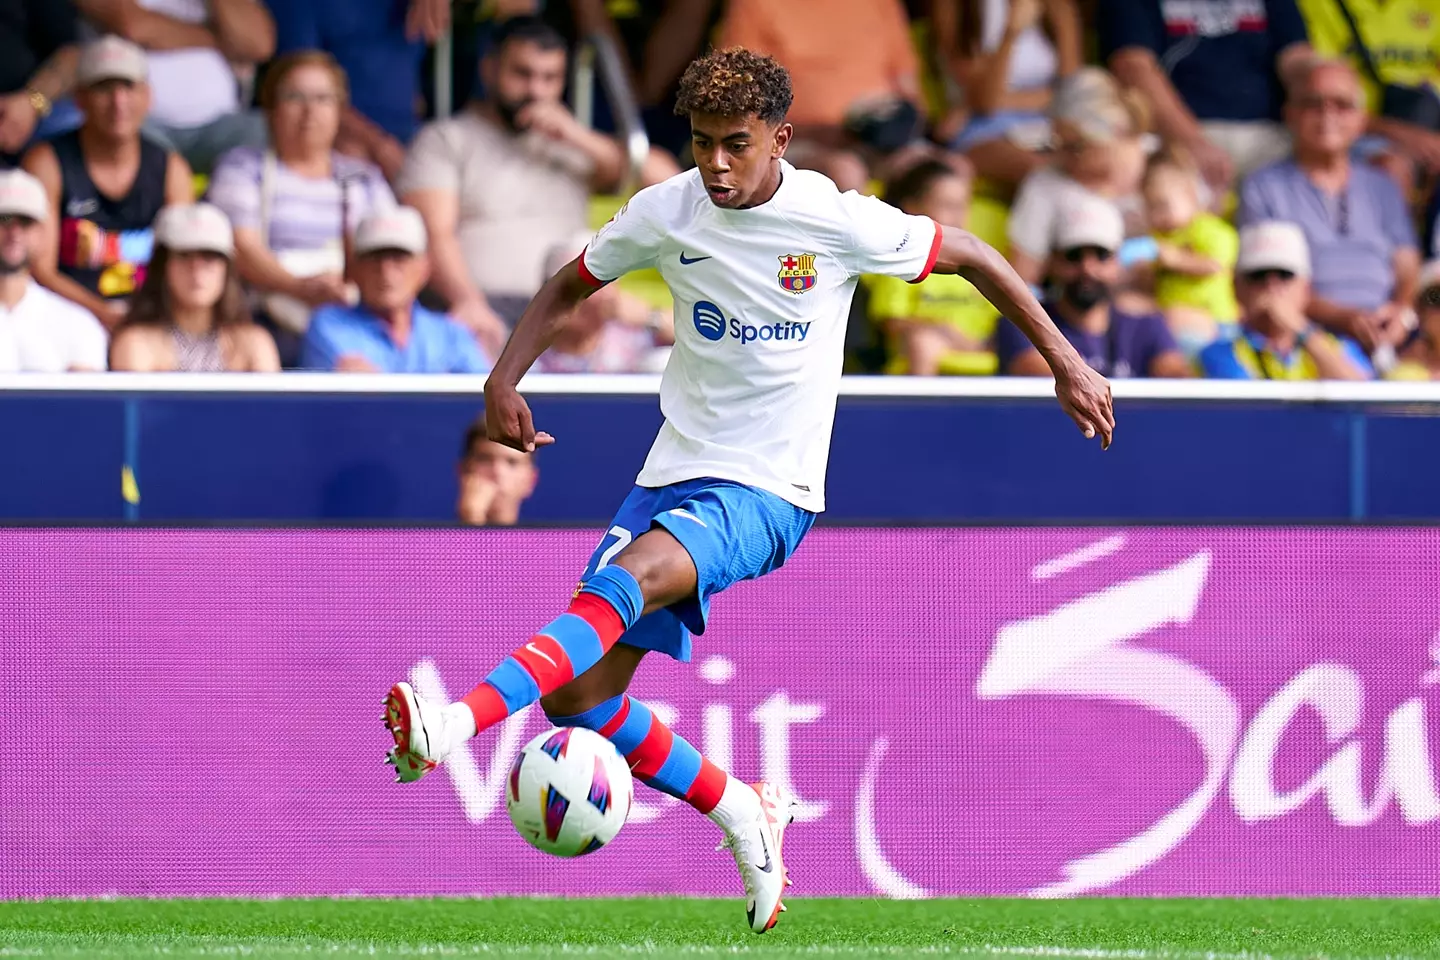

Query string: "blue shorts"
[[577, 478, 816, 662]]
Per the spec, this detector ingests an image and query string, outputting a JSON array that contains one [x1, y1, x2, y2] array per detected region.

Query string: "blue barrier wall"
[[2, 379, 1438, 522]]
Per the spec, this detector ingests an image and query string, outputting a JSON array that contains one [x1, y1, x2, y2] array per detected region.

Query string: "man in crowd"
[[1297, 0, 1440, 185], [1239, 58, 1420, 356], [718, 0, 926, 193], [0, 0, 81, 166], [22, 36, 193, 329], [457, 418, 538, 526], [75, 0, 274, 174], [399, 17, 639, 352], [1199, 220, 1370, 378], [0, 168, 108, 371], [998, 194, 1193, 378], [302, 206, 492, 374], [1101, 0, 1314, 189]]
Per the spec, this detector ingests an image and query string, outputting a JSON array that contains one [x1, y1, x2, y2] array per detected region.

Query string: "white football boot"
[[718, 781, 797, 933], [383, 681, 459, 783]]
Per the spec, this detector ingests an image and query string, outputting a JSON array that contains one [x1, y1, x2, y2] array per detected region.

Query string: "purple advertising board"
[[3, 527, 1440, 899]]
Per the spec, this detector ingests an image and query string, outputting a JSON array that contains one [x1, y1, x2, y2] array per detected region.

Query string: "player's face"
[[689, 112, 791, 209]]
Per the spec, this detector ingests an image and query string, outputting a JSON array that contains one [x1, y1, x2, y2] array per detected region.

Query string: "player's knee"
[[612, 530, 695, 607], [540, 687, 592, 721]]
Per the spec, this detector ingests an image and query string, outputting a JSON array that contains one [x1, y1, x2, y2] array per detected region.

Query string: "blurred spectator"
[[868, 159, 999, 375], [1425, 188, 1440, 259], [534, 234, 673, 374], [1388, 261, 1440, 380], [1297, 0, 1440, 185], [0, 0, 81, 165], [934, 0, 1083, 195], [400, 17, 641, 354], [998, 193, 1192, 377], [1142, 150, 1240, 355], [74, 0, 274, 174], [208, 52, 395, 366], [1238, 58, 1420, 357], [109, 202, 279, 371], [1007, 68, 1149, 284], [718, 0, 924, 193], [457, 420, 537, 526], [22, 36, 192, 330], [1199, 220, 1369, 378], [301, 207, 491, 373], [538, 0, 721, 159], [1101, 0, 1313, 190], [271, 0, 426, 180], [0, 168, 107, 371]]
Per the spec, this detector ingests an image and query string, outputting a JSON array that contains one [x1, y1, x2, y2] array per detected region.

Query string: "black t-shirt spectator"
[[0, 0, 80, 94], [1097, 0, 1308, 123]]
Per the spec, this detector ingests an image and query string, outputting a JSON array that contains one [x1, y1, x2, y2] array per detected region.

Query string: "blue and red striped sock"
[[458, 565, 645, 734], [547, 694, 730, 815]]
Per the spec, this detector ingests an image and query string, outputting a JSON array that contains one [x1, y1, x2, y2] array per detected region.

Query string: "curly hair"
[[674, 47, 793, 124]]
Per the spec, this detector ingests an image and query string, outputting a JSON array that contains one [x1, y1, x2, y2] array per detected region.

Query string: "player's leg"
[[383, 488, 697, 781]]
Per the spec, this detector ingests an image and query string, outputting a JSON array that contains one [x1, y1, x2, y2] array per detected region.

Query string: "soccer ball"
[[506, 727, 633, 857]]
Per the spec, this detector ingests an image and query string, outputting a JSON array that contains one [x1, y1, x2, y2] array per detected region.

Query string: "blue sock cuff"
[[580, 565, 644, 629], [546, 693, 626, 730]]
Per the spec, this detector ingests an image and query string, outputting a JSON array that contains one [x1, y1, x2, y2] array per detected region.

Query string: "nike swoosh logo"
[[754, 829, 774, 874], [678, 252, 712, 265], [525, 642, 559, 668]]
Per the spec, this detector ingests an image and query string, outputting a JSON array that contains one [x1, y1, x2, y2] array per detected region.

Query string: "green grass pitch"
[[2, 897, 1437, 958]]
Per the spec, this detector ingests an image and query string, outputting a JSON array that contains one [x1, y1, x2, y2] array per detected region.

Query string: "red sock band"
[[459, 682, 508, 733], [512, 633, 574, 691], [567, 593, 627, 650], [685, 758, 728, 814], [625, 712, 675, 780]]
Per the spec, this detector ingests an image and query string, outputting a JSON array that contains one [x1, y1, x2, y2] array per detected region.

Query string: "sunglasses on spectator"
[[1242, 269, 1297, 284], [1060, 245, 1114, 263]]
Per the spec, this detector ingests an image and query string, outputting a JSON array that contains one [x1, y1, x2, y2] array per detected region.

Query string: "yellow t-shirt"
[[1153, 214, 1240, 322], [1299, 0, 1440, 114], [865, 272, 999, 375]]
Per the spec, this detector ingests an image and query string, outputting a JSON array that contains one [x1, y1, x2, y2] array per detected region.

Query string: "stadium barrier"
[[2, 375, 1440, 522], [4, 525, 1439, 897]]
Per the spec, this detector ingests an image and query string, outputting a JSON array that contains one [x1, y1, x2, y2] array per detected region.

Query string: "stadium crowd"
[[0, 0, 1438, 381]]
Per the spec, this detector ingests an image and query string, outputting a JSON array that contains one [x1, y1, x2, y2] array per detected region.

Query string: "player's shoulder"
[[774, 166, 896, 244], [626, 169, 707, 218]]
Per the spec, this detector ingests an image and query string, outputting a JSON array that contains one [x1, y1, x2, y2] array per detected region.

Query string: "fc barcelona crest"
[[777, 253, 818, 294]]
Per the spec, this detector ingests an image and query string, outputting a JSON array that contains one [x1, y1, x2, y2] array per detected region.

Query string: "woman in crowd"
[[1005, 67, 1151, 285], [934, 0, 1082, 197], [1387, 265, 1440, 381], [207, 51, 396, 364], [109, 203, 280, 372]]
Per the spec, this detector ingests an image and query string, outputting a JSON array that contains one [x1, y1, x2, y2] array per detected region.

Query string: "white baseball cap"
[[0, 169, 49, 223], [77, 35, 149, 87], [1052, 194, 1125, 253], [1418, 259, 1440, 298], [353, 207, 428, 256], [155, 203, 234, 256], [1237, 221, 1311, 278]]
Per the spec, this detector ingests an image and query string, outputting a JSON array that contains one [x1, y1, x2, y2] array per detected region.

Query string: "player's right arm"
[[484, 259, 596, 452], [485, 189, 667, 452]]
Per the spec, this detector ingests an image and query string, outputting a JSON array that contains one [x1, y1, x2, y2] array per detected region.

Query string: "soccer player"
[[384, 48, 1113, 932]]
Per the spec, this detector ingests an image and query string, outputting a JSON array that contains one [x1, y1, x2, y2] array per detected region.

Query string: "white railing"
[[1, 373, 1439, 403]]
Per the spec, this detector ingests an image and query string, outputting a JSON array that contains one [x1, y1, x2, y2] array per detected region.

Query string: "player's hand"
[[1053, 360, 1114, 450], [485, 380, 555, 452]]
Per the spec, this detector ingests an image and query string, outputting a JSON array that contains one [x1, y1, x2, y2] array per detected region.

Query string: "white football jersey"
[[580, 160, 940, 512]]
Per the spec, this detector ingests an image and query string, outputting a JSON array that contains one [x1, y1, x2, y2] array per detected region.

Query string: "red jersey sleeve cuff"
[[577, 247, 606, 288], [908, 219, 943, 284]]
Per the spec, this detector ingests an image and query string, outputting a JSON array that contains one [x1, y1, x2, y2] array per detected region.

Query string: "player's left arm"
[[931, 223, 1116, 448]]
